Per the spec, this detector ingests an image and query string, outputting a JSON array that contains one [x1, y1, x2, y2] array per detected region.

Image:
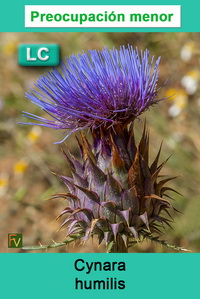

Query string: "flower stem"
[[106, 235, 128, 253], [22, 233, 83, 251], [144, 234, 190, 252]]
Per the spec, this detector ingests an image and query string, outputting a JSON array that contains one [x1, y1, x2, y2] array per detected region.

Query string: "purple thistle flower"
[[20, 46, 185, 253], [21, 46, 161, 143]]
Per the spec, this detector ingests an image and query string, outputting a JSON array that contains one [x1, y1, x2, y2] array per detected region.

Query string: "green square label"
[[8, 233, 23, 248], [18, 44, 60, 66]]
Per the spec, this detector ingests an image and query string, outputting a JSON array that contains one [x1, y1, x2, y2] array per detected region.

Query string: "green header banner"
[[0, 0, 200, 32]]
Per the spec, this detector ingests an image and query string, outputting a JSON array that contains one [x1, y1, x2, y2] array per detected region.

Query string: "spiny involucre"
[[22, 46, 181, 253]]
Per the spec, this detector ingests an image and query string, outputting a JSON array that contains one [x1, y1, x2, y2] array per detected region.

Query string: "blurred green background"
[[0, 32, 200, 253]]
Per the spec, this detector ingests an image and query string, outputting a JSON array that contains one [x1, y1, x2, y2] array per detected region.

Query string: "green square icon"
[[8, 233, 23, 248], [18, 44, 60, 66]]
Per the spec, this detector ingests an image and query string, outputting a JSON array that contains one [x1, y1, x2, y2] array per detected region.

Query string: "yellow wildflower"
[[27, 126, 42, 144], [0, 173, 9, 196], [2, 39, 18, 56], [14, 159, 29, 176], [167, 89, 188, 118]]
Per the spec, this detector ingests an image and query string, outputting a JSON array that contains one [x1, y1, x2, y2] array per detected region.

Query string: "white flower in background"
[[168, 105, 181, 118], [166, 88, 188, 118], [180, 41, 196, 62], [181, 70, 200, 95]]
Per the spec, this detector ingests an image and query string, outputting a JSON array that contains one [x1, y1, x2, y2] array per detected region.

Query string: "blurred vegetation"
[[0, 32, 200, 253]]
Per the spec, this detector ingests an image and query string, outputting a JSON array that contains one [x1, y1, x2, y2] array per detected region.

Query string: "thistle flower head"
[[22, 46, 161, 142], [21, 46, 182, 253]]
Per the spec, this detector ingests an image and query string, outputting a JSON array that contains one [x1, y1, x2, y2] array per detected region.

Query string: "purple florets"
[[22, 46, 161, 142]]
